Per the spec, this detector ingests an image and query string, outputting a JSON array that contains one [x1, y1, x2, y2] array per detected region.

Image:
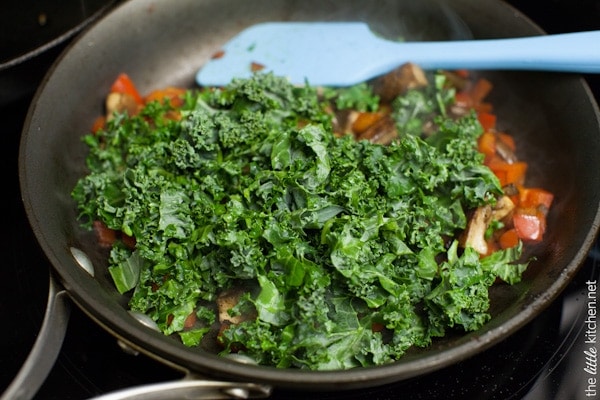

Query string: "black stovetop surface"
[[1, 1, 599, 399]]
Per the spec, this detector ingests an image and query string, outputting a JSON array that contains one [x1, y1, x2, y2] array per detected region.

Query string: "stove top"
[[1, 1, 599, 399]]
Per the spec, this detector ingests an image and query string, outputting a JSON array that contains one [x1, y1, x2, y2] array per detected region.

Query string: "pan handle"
[[88, 378, 272, 399], [0, 271, 272, 399], [0, 272, 71, 400]]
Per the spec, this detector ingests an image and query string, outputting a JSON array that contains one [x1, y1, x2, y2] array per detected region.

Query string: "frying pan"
[[16, 0, 600, 397]]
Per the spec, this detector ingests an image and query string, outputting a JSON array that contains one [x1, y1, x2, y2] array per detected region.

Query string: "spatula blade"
[[196, 22, 600, 87], [196, 22, 396, 87]]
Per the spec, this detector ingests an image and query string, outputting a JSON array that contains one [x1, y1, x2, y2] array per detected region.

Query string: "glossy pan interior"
[[19, 0, 600, 390]]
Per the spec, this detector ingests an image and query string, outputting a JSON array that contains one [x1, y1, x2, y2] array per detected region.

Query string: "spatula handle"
[[382, 30, 600, 74]]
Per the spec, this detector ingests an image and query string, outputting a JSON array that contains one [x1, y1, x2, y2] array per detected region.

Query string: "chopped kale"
[[72, 72, 526, 370]]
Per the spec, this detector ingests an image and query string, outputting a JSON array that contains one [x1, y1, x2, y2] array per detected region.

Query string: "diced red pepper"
[[454, 91, 472, 108], [454, 69, 470, 79], [250, 62, 265, 72], [477, 111, 497, 131], [110, 73, 144, 105], [144, 87, 186, 108], [211, 49, 225, 59], [352, 111, 386, 134], [478, 131, 497, 159], [513, 210, 547, 242], [518, 187, 554, 212], [470, 78, 493, 104], [456, 77, 494, 113], [498, 228, 520, 249], [487, 158, 528, 187], [91, 115, 106, 134]]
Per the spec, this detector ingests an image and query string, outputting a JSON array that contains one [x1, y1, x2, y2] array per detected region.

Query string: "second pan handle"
[[0, 272, 71, 400]]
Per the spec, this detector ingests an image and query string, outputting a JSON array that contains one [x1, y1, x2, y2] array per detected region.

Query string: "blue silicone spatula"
[[196, 22, 600, 87]]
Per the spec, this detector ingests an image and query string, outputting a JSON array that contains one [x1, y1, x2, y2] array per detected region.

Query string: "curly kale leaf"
[[72, 71, 527, 370]]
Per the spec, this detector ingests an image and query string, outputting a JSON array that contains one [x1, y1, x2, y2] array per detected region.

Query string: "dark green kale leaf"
[[72, 71, 527, 371], [322, 82, 380, 112]]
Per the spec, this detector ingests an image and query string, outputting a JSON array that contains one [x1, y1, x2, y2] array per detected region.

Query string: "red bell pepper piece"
[[110, 73, 144, 105], [513, 210, 547, 242]]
